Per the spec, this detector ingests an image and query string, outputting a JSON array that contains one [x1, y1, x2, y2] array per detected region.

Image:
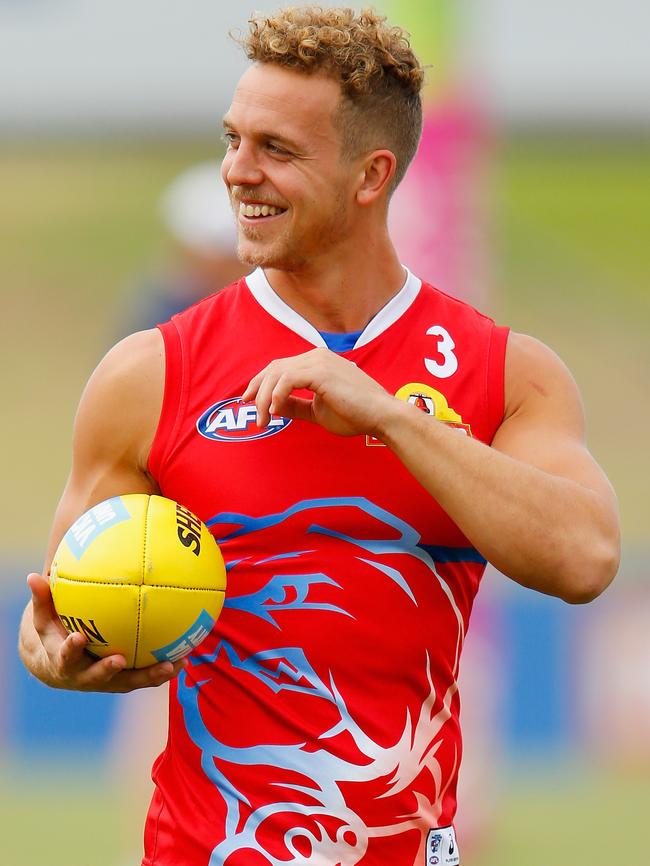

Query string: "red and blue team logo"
[[197, 397, 291, 442]]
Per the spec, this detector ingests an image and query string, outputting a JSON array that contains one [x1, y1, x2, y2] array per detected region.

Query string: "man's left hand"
[[243, 348, 396, 438]]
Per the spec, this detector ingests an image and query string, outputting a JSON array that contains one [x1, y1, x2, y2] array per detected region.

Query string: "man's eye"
[[222, 133, 239, 149], [267, 143, 289, 156]]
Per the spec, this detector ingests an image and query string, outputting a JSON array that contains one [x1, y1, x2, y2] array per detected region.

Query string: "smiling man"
[[18, 7, 620, 866]]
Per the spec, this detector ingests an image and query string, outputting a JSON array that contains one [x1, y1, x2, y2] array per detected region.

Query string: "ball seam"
[[134, 496, 149, 665], [52, 576, 223, 591]]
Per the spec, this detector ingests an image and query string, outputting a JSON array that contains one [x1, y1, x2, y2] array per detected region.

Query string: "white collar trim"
[[245, 267, 421, 350], [245, 267, 326, 347]]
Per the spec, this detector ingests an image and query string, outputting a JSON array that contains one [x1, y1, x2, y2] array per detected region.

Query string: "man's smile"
[[238, 201, 288, 220]]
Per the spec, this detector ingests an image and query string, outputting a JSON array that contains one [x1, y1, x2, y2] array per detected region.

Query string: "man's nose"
[[223, 142, 264, 188]]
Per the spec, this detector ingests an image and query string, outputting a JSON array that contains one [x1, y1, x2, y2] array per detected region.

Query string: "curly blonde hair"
[[236, 6, 424, 190]]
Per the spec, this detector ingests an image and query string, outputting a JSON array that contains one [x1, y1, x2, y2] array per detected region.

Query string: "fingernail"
[[110, 659, 123, 670]]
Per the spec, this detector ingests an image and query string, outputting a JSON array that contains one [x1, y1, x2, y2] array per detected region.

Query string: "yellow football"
[[50, 494, 226, 668]]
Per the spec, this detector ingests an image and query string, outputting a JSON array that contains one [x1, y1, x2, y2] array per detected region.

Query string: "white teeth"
[[239, 202, 284, 218]]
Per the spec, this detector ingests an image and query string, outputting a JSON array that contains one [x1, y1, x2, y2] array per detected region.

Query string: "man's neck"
[[263, 241, 406, 333]]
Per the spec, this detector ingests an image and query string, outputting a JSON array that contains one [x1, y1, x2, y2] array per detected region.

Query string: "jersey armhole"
[[486, 324, 510, 443], [147, 319, 188, 482]]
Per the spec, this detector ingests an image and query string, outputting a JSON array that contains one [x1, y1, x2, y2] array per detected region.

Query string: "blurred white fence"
[[1, 0, 649, 133]]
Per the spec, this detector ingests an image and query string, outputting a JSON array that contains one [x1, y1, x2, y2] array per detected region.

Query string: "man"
[[19, 7, 619, 866]]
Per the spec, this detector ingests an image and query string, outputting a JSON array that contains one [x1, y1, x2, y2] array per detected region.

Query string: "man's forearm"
[[379, 400, 619, 602]]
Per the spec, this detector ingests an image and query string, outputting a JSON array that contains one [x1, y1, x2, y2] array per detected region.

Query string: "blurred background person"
[[123, 160, 247, 333]]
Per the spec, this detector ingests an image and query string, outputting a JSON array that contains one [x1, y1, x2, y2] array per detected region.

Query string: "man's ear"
[[355, 150, 397, 206]]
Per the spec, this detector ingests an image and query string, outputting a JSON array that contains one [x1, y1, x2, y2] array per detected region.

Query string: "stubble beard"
[[237, 221, 307, 272], [237, 191, 350, 273]]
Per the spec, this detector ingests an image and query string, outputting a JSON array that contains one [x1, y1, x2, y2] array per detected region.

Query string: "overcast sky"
[[1, 0, 648, 132]]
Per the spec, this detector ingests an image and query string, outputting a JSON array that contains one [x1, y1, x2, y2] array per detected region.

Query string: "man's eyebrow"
[[221, 116, 302, 150]]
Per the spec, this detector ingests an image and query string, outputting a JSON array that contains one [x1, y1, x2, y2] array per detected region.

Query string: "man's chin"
[[237, 240, 306, 272]]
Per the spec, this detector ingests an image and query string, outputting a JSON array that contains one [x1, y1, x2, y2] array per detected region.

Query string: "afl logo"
[[197, 397, 291, 442]]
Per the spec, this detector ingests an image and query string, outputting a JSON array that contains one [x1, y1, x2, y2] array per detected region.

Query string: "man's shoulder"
[[83, 330, 165, 421], [503, 330, 583, 421], [506, 331, 574, 380], [105, 328, 164, 378], [72, 329, 165, 476]]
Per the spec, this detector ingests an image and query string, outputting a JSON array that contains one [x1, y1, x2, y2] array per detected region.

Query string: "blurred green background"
[[2, 2, 650, 865], [2, 138, 648, 552], [2, 136, 648, 866]]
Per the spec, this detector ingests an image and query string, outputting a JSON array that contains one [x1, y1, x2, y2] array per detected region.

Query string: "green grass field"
[[2, 760, 648, 866], [2, 136, 649, 864]]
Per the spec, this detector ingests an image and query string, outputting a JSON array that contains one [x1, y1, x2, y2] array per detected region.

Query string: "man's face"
[[221, 64, 356, 271]]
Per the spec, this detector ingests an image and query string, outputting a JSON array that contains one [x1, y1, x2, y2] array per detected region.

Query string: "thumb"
[[27, 572, 62, 634]]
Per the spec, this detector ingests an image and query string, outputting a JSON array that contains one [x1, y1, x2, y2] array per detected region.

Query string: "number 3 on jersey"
[[425, 325, 458, 378]]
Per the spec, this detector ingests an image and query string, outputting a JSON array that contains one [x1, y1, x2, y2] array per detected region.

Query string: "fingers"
[[268, 373, 301, 417], [243, 368, 284, 428], [27, 572, 56, 628], [27, 570, 188, 693], [241, 372, 262, 404], [54, 644, 186, 693], [57, 630, 90, 672], [280, 395, 314, 422], [253, 369, 279, 429], [244, 355, 320, 427], [50, 639, 187, 693], [75, 658, 187, 694], [120, 658, 187, 692], [27, 572, 68, 640], [69, 653, 130, 691], [243, 349, 386, 436]]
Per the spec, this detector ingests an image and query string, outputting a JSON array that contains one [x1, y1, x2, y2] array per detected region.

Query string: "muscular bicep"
[[43, 329, 165, 571], [492, 332, 617, 504]]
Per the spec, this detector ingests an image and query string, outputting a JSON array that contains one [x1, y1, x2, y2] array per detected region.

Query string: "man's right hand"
[[23, 573, 185, 693], [18, 329, 180, 693]]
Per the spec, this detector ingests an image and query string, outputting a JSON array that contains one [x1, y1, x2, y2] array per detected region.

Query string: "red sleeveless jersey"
[[143, 268, 508, 866]]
